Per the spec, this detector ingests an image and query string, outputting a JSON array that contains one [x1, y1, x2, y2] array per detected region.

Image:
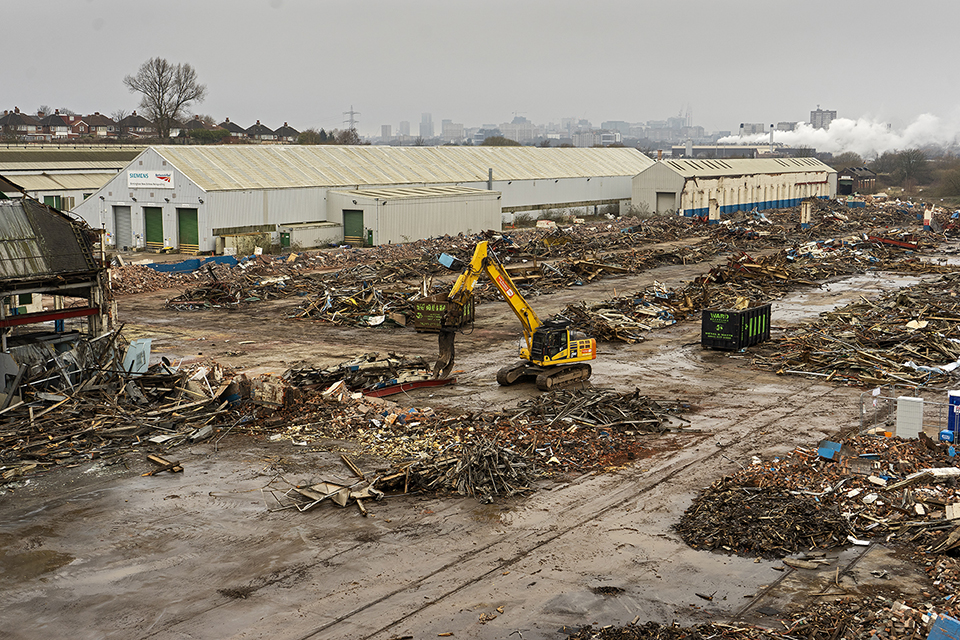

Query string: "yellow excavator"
[[420, 240, 596, 391]]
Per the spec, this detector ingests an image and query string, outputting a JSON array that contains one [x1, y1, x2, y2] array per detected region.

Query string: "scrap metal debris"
[[0, 330, 243, 480]]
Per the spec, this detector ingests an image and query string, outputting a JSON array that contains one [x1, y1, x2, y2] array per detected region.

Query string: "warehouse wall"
[[327, 191, 501, 245], [72, 148, 207, 250], [466, 176, 632, 211], [72, 148, 329, 252], [74, 146, 647, 253], [678, 170, 833, 216], [631, 163, 836, 218], [631, 164, 686, 214]]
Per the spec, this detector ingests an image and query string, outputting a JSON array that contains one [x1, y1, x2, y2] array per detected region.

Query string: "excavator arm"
[[435, 240, 541, 376], [433, 239, 595, 389]]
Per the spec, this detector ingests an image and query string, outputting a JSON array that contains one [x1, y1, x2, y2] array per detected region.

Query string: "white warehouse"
[[72, 145, 654, 253], [632, 158, 837, 217]]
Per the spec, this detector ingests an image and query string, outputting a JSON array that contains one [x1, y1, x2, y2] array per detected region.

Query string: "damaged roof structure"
[[632, 157, 837, 216], [0, 197, 109, 402]]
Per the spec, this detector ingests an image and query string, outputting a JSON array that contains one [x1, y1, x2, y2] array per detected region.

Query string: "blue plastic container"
[[941, 430, 956, 443]]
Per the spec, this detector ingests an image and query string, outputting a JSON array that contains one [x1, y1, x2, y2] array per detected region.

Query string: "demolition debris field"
[[3, 201, 960, 640]]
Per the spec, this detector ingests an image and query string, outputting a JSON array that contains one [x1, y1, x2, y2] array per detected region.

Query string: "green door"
[[177, 208, 199, 254], [343, 210, 364, 247], [144, 207, 163, 250]]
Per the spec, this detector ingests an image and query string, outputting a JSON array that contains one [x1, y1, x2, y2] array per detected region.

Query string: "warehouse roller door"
[[144, 207, 163, 251], [113, 205, 132, 250], [656, 192, 677, 214], [177, 208, 199, 254]]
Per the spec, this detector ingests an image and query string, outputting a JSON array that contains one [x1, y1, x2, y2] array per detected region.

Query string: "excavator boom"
[[431, 239, 596, 390]]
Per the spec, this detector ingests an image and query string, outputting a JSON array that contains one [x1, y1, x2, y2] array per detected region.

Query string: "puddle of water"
[[773, 272, 924, 325], [0, 548, 74, 581]]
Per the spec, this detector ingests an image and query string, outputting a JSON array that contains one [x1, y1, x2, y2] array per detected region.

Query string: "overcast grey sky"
[[7, 0, 960, 139]]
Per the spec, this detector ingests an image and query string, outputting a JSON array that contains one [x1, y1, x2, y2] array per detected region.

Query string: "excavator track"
[[535, 363, 591, 391], [496, 361, 531, 386]]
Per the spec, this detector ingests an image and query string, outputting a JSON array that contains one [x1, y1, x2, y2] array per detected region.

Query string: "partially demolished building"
[[631, 157, 837, 216], [0, 197, 109, 407]]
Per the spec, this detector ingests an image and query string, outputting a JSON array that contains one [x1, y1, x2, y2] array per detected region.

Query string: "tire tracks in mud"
[[279, 377, 849, 640]]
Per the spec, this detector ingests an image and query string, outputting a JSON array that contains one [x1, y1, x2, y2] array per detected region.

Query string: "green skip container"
[[701, 303, 771, 351]]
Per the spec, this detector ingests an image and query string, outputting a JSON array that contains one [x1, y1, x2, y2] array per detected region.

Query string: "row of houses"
[[0, 108, 300, 143]]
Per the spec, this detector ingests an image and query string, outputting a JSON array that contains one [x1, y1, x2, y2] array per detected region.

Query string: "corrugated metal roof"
[[332, 185, 496, 200], [152, 145, 654, 192], [0, 198, 97, 280], [658, 157, 835, 178], [0, 147, 143, 172], [11, 173, 114, 192]]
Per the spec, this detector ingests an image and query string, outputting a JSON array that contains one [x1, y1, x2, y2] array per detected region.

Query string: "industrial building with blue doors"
[[631, 157, 837, 218]]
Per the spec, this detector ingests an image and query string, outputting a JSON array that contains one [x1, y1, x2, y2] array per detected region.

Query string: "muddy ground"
[[0, 248, 941, 640]]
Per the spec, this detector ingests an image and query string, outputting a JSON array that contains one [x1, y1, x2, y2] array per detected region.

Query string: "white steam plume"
[[718, 114, 960, 158]]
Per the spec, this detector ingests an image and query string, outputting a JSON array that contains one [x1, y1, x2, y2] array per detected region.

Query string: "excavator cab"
[[530, 320, 570, 362]]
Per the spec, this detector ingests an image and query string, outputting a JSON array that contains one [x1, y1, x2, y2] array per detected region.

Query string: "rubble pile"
[[111, 264, 193, 295], [282, 353, 433, 391], [675, 479, 852, 557], [676, 435, 960, 559], [755, 271, 960, 386], [563, 596, 955, 639], [0, 335, 240, 480], [394, 437, 536, 498], [558, 239, 960, 344], [245, 379, 694, 489]]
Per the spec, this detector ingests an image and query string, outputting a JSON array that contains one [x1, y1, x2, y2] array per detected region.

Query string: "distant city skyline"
[[6, 0, 960, 140]]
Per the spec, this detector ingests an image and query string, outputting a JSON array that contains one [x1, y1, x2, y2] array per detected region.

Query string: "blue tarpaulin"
[[145, 255, 240, 273]]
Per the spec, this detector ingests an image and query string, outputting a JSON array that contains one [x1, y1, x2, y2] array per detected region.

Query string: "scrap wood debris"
[[282, 352, 434, 392], [119, 198, 948, 305], [243, 378, 695, 498], [676, 434, 960, 560], [563, 596, 958, 639], [557, 237, 960, 345], [675, 479, 852, 558], [500, 387, 691, 436], [754, 271, 960, 386], [0, 327, 260, 483]]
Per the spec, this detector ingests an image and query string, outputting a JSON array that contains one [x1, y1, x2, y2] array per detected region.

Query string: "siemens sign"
[[127, 170, 174, 189]]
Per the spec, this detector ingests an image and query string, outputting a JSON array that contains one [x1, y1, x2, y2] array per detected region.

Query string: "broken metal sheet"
[[122, 338, 152, 377]]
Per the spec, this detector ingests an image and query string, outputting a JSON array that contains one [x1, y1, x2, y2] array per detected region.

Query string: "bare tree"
[[334, 128, 361, 145], [37, 105, 52, 117], [123, 57, 207, 140]]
